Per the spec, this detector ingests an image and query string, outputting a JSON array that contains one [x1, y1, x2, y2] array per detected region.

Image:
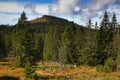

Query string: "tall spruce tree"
[[95, 22, 98, 29], [75, 27, 85, 65], [106, 13, 117, 60], [108, 13, 117, 41], [43, 26, 60, 61], [112, 13, 117, 30], [87, 18, 92, 28], [0, 33, 7, 59], [59, 23, 79, 66], [12, 11, 35, 67], [18, 11, 27, 25], [115, 27, 120, 70], [96, 11, 110, 65]]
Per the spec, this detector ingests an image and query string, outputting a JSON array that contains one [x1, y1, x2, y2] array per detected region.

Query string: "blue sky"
[[0, 0, 120, 26]]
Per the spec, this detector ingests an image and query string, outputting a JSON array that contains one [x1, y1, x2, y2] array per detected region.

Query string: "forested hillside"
[[0, 11, 120, 79]]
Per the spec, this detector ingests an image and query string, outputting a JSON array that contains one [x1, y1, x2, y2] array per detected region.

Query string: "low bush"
[[96, 58, 115, 72]]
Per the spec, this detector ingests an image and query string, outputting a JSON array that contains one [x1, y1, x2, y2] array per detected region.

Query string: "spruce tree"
[[87, 18, 92, 28], [112, 13, 117, 30], [0, 33, 7, 59], [106, 13, 117, 60], [43, 26, 60, 61], [96, 11, 110, 65], [18, 11, 27, 25], [12, 11, 35, 67], [95, 22, 98, 29], [59, 23, 79, 66], [109, 27, 120, 71]]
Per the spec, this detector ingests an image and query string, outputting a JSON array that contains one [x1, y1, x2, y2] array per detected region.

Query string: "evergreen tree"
[[43, 26, 60, 61], [95, 22, 98, 29], [75, 27, 85, 65], [18, 11, 27, 25], [22, 26, 35, 65], [113, 28, 120, 70], [96, 11, 110, 65], [106, 13, 117, 60], [87, 18, 92, 28], [59, 42, 68, 69], [34, 34, 44, 64], [0, 33, 7, 59], [111, 13, 117, 31], [59, 23, 79, 66], [107, 13, 117, 42], [12, 11, 35, 67]]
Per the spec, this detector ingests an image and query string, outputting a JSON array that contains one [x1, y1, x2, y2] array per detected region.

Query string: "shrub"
[[96, 58, 114, 72], [96, 65, 104, 72], [24, 62, 36, 79], [103, 58, 114, 72]]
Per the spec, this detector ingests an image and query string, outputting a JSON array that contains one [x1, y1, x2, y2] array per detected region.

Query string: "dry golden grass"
[[0, 62, 120, 80], [0, 62, 23, 78], [36, 64, 120, 80], [30, 17, 48, 24]]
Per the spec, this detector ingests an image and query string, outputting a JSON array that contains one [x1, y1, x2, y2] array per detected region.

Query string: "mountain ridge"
[[30, 15, 69, 24]]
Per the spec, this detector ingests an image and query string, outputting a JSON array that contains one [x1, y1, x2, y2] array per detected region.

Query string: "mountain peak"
[[30, 15, 69, 24]]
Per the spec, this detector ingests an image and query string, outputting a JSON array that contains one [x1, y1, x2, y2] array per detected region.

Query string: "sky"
[[0, 0, 120, 26]]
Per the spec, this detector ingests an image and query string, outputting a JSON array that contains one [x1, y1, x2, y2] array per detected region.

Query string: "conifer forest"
[[0, 11, 120, 80]]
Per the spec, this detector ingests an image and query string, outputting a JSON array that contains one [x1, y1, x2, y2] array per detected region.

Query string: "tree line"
[[0, 11, 120, 73]]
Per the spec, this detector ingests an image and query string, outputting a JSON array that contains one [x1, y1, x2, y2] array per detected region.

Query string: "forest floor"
[[0, 61, 120, 80]]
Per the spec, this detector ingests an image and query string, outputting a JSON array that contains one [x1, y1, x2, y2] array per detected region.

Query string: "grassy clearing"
[[0, 62, 120, 80]]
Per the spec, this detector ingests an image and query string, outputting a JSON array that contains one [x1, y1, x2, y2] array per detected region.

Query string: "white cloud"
[[0, 2, 50, 24], [74, 6, 81, 12], [24, 3, 38, 14], [36, 4, 49, 15], [107, 5, 120, 15], [0, 2, 49, 15], [87, 0, 116, 11], [0, 2, 24, 13], [49, 0, 119, 24], [24, 4, 49, 15], [57, 0, 80, 14], [48, 4, 58, 14], [79, 0, 119, 23]]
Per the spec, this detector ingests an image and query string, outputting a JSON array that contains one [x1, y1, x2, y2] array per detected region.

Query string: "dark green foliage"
[[34, 34, 44, 63], [103, 58, 114, 72], [59, 23, 79, 66], [111, 13, 117, 30], [96, 11, 110, 65], [18, 11, 27, 24], [12, 11, 36, 67], [95, 22, 98, 29], [113, 28, 120, 70], [96, 65, 104, 72], [43, 26, 61, 61], [0, 33, 7, 59], [15, 54, 25, 67], [75, 25, 98, 66], [106, 13, 117, 60], [97, 58, 115, 72], [24, 62, 35, 79], [96, 58, 116, 72], [87, 18, 92, 28]]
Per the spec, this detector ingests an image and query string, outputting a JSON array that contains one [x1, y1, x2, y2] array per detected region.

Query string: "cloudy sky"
[[0, 0, 120, 25]]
